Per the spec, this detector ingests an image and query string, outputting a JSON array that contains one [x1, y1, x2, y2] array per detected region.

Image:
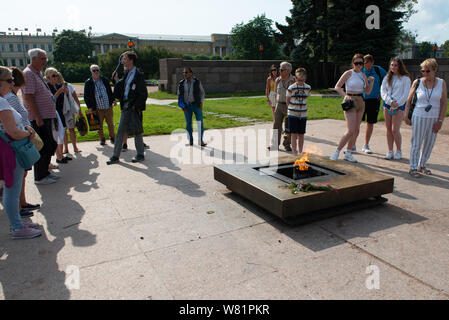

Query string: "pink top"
[[0, 136, 16, 188], [22, 65, 57, 121]]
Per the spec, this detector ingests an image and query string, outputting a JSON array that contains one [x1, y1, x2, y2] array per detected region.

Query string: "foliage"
[[52, 62, 91, 83], [230, 14, 281, 60], [415, 41, 434, 59], [183, 55, 194, 60], [223, 56, 231, 60], [442, 40, 449, 58], [53, 30, 94, 63], [194, 54, 210, 60], [210, 55, 222, 60], [96, 46, 180, 80]]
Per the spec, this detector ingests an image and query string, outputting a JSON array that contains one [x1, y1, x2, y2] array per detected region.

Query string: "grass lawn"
[[74, 105, 248, 143]]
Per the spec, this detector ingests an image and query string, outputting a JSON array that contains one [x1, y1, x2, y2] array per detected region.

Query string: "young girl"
[[286, 68, 311, 155]]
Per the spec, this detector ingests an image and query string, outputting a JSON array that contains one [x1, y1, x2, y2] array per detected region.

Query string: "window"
[[40, 44, 45, 50], [25, 44, 29, 51], [9, 44, 14, 52], [17, 44, 22, 52], [48, 44, 53, 52], [1, 44, 5, 52], [33, 44, 37, 48], [174, 47, 178, 52], [2, 59, 7, 66], [19, 59, 24, 66], [200, 48, 204, 52], [11, 59, 16, 66]]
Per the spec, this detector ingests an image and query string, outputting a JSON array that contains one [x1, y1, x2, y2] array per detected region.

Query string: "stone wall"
[[159, 58, 285, 94]]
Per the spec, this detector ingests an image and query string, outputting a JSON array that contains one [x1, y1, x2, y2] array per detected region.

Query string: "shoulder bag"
[[408, 79, 421, 120], [0, 131, 41, 170]]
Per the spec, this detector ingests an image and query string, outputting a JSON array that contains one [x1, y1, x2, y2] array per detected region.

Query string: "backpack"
[[374, 66, 384, 82]]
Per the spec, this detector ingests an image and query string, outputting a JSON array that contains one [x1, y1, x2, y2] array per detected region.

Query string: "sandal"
[[419, 167, 431, 175], [408, 169, 421, 178]]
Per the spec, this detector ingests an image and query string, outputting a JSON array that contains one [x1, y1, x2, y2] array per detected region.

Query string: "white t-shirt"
[[0, 96, 25, 132], [414, 78, 443, 119]]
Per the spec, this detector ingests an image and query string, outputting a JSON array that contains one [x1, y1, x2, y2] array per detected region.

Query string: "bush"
[[223, 56, 231, 60], [194, 54, 210, 60], [183, 55, 194, 60], [210, 55, 222, 60], [52, 62, 91, 83]]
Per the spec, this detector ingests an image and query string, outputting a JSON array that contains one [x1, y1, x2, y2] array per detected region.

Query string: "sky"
[[1, 0, 448, 45]]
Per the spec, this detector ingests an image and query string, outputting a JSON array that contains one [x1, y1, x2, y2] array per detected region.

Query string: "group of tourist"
[[266, 55, 447, 179]]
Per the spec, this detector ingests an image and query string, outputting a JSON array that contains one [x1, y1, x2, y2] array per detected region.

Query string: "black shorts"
[[363, 98, 381, 124], [288, 116, 307, 134]]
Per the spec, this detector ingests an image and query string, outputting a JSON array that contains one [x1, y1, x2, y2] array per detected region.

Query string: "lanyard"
[[424, 79, 435, 104]]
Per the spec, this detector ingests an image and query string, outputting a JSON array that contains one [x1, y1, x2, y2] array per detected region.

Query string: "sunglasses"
[[92, 69, 100, 73], [280, 69, 288, 72], [354, 62, 364, 66], [421, 70, 431, 73], [271, 69, 277, 72], [51, 74, 59, 78], [0, 78, 14, 83]]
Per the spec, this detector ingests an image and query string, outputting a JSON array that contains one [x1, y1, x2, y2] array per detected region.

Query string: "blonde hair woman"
[[405, 58, 447, 178]]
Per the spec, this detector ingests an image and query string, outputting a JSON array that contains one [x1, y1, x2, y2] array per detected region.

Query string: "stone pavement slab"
[[1, 118, 448, 299]]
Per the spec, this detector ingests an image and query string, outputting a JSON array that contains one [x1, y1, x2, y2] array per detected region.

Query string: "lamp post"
[[433, 44, 438, 58], [259, 45, 264, 60]]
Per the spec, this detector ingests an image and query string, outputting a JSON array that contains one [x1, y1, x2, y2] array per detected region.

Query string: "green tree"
[[53, 30, 94, 63], [230, 14, 281, 60], [194, 54, 210, 60], [441, 40, 449, 58], [415, 41, 434, 59]]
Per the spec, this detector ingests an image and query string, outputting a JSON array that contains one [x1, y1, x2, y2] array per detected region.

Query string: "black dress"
[[48, 83, 66, 128]]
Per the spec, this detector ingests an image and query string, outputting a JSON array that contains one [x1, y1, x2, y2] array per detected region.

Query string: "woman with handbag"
[[5, 67, 42, 218], [331, 54, 374, 162], [380, 57, 412, 160], [0, 66, 42, 239], [404, 58, 447, 178]]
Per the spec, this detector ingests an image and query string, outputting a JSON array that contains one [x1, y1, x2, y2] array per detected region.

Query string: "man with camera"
[[107, 51, 148, 165]]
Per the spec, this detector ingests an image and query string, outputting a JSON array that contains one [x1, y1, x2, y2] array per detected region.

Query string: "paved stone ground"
[[0, 118, 448, 300]]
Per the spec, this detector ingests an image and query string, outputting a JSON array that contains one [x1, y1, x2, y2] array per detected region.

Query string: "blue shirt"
[[363, 65, 387, 99], [124, 67, 136, 100]]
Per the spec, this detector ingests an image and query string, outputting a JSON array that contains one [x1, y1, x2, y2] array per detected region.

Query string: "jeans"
[[113, 106, 144, 158], [2, 158, 24, 230], [184, 103, 204, 143]]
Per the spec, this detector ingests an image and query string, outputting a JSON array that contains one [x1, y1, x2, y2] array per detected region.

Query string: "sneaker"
[[385, 151, 394, 160], [122, 143, 128, 152], [11, 226, 42, 239], [100, 139, 106, 146], [21, 203, 41, 211], [48, 173, 60, 180], [131, 155, 145, 163], [330, 150, 340, 161], [344, 150, 358, 163], [35, 176, 57, 185], [21, 220, 40, 229], [362, 144, 373, 154], [350, 145, 357, 153], [20, 209, 34, 218], [394, 150, 402, 160], [107, 156, 120, 165]]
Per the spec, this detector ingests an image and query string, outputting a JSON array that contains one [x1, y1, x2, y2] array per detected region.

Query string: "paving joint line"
[[318, 225, 449, 297]]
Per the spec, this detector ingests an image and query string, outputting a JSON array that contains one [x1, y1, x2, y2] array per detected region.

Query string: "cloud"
[[404, 0, 449, 44]]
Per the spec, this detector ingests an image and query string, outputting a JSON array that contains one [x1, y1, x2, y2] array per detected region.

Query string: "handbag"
[[31, 132, 44, 151], [341, 100, 354, 111], [85, 109, 101, 131], [0, 131, 41, 170], [76, 114, 88, 136], [408, 79, 421, 120]]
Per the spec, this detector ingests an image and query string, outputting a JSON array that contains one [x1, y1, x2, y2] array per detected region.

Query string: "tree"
[[230, 14, 281, 60], [441, 40, 449, 58], [53, 30, 94, 63], [415, 41, 434, 59]]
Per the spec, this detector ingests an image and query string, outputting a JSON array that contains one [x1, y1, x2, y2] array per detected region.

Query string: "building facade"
[[90, 33, 232, 57], [0, 30, 55, 67]]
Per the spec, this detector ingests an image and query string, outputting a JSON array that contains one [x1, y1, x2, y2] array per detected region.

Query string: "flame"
[[294, 153, 310, 171], [304, 145, 323, 156]]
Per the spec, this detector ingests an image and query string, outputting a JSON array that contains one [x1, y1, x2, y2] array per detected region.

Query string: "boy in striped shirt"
[[286, 68, 311, 155]]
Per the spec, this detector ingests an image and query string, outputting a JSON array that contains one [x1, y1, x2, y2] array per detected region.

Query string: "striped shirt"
[[287, 82, 311, 118], [22, 65, 56, 121], [4, 92, 31, 126], [94, 79, 110, 110]]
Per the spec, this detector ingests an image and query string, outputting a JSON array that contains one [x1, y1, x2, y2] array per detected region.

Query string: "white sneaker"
[[362, 144, 373, 154], [343, 151, 358, 163], [330, 150, 340, 161], [351, 145, 357, 153], [48, 173, 60, 180], [35, 176, 57, 185], [385, 151, 394, 160], [394, 150, 402, 160]]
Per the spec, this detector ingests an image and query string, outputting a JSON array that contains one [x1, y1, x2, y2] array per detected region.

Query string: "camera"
[[425, 104, 432, 112]]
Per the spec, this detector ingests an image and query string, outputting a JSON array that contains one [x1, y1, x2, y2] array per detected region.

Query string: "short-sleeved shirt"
[[4, 92, 31, 127], [363, 65, 387, 99], [287, 82, 311, 118], [22, 64, 56, 121], [0, 97, 25, 131], [276, 75, 295, 103]]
